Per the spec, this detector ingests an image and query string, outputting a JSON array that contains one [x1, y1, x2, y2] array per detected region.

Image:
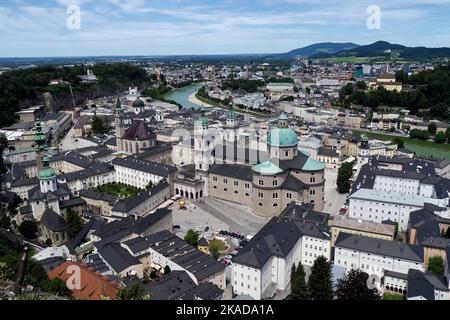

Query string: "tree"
[[335, 269, 381, 300], [164, 265, 171, 275], [308, 256, 333, 300], [428, 256, 444, 276], [91, 115, 110, 134], [337, 162, 353, 194], [288, 263, 309, 300], [435, 132, 447, 144], [209, 243, 220, 259], [18, 220, 38, 239], [410, 129, 430, 140], [428, 122, 437, 135], [45, 238, 53, 246], [0, 215, 11, 229], [392, 137, 404, 149], [66, 210, 84, 238], [184, 229, 199, 246], [44, 278, 72, 298], [117, 283, 145, 300]]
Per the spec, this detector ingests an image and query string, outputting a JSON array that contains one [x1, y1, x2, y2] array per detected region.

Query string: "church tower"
[[115, 96, 125, 152], [39, 155, 57, 194], [194, 113, 214, 197], [34, 120, 46, 171], [356, 135, 370, 174]]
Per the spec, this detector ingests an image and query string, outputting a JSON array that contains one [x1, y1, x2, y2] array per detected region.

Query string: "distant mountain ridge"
[[277, 42, 360, 58], [309, 41, 450, 60]]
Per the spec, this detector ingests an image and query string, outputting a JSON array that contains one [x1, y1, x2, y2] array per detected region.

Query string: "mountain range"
[[279, 41, 450, 60]]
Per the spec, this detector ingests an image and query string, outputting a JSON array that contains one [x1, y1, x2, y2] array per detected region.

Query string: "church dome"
[[267, 127, 298, 148], [39, 167, 56, 180], [133, 97, 145, 108]]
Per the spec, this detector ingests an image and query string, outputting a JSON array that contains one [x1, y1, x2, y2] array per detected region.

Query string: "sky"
[[0, 0, 450, 57]]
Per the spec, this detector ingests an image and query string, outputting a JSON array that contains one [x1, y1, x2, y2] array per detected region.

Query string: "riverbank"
[[188, 92, 214, 108]]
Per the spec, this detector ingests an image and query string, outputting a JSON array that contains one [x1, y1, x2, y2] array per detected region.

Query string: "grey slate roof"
[[208, 163, 253, 181], [145, 230, 225, 282], [112, 156, 177, 177], [41, 208, 68, 232], [233, 215, 330, 269], [144, 270, 223, 300], [97, 242, 141, 273], [407, 269, 448, 300], [335, 233, 423, 262]]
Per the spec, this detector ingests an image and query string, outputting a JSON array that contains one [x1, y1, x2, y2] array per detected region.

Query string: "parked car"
[[204, 226, 209, 232], [173, 225, 181, 229]]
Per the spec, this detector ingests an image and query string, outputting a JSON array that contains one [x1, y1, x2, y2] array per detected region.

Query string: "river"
[[164, 83, 204, 110]]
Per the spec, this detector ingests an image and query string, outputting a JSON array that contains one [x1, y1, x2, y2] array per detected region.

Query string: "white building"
[[334, 233, 424, 289], [232, 215, 331, 300]]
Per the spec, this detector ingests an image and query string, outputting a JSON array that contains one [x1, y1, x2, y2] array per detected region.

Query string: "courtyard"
[[94, 182, 142, 199]]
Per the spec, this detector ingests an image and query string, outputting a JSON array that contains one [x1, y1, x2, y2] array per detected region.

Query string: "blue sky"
[[0, 0, 449, 57]]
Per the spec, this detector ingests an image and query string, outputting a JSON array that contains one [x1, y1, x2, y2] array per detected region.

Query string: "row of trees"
[[288, 257, 381, 300], [336, 162, 353, 194]]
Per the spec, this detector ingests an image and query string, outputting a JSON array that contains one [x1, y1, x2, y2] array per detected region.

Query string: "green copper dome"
[[267, 127, 298, 148], [227, 109, 236, 119], [252, 161, 283, 175], [39, 167, 56, 180], [301, 156, 326, 171], [195, 117, 209, 127], [279, 112, 288, 121]]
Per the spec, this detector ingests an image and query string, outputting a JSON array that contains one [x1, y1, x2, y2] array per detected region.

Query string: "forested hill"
[[0, 63, 151, 127]]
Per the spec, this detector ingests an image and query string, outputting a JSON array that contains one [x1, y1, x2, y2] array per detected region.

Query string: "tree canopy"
[[184, 229, 200, 246], [308, 256, 333, 300], [428, 256, 444, 276], [288, 263, 309, 300], [337, 162, 353, 194], [335, 269, 381, 300]]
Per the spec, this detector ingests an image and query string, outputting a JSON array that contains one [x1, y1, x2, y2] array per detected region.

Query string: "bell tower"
[[115, 96, 125, 152]]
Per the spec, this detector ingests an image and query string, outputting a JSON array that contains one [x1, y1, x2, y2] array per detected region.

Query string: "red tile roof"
[[48, 261, 121, 300]]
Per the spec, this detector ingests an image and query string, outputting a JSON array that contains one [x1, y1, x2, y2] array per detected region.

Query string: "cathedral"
[[207, 113, 326, 217]]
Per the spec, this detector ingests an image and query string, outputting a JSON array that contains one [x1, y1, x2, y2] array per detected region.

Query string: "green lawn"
[[383, 293, 405, 300], [353, 130, 450, 160], [94, 183, 142, 199]]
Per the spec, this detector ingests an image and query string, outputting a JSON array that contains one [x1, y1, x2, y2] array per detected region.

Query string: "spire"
[[115, 96, 122, 111]]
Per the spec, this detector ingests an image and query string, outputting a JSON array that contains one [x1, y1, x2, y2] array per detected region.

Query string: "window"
[[285, 151, 289, 157], [258, 192, 264, 198], [259, 180, 264, 186], [234, 181, 239, 186], [310, 189, 315, 195], [213, 177, 218, 182], [273, 180, 278, 186], [245, 183, 250, 188], [223, 178, 228, 184], [273, 193, 278, 199], [287, 193, 292, 199], [310, 177, 315, 183]]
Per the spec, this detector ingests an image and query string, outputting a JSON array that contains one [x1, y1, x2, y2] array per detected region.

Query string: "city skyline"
[[1, 0, 450, 57]]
